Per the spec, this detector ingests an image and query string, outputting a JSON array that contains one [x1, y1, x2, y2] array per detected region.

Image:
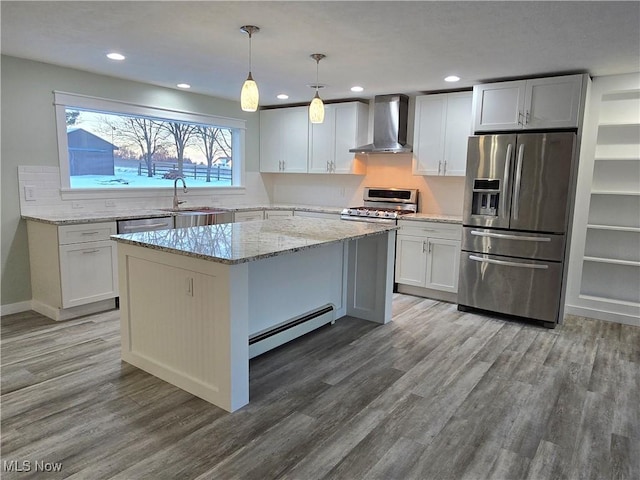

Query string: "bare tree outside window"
[[196, 126, 233, 182], [60, 104, 237, 189], [163, 122, 197, 177]]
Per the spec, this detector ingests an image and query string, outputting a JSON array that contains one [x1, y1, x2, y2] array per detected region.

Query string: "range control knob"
[[374, 211, 380, 216]]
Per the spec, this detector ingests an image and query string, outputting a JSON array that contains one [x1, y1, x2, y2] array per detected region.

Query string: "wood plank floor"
[[2, 294, 639, 479]]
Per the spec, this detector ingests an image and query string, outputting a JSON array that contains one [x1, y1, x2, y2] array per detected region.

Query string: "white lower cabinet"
[[59, 240, 118, 307], [424, 237, 460, 293], [395, 220, 462, 296], [233, 211, 264, 222], [27, 220, 118, 320]]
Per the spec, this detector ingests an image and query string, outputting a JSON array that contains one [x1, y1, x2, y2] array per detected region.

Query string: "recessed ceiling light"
[[106, 52, 125, 61], [444, 75, 460, 82], [351, 86, 364, 92], [176, 83, 191, 89], [277, 93, 289, 100]]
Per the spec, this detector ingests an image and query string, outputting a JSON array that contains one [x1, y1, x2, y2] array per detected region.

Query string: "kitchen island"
[[111, 217, 397, 412]]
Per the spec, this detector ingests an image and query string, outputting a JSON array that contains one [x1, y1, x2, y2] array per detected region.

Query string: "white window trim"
[[53, 91, 247, 196]]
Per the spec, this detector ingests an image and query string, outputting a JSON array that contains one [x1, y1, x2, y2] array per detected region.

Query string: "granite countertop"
[[21, 204, 344, 225], [400, 213, 463, 224], [111, 217, 398, 265]]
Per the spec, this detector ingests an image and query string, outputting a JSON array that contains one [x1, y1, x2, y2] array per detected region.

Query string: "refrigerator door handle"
[[512, 143, 525, 220], [469, 255, 549, 270], [501, 144, 513, 218], [470, 231, 552, 242]]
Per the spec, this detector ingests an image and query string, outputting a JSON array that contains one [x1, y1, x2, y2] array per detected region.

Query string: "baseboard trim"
[[31, 299, 117, 321], [0, 300, 33, 316], [396, 284, 458, 304], [565, 304, 640, 327]]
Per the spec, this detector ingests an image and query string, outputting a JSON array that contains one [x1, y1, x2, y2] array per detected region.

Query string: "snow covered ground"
[[70, 165, 232, 189]]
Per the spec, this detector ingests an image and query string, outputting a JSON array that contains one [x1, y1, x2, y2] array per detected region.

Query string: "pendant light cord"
[[248, 31, 252, 73]]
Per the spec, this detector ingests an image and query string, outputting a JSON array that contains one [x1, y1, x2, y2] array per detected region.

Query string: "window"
[[54, 92, 246, 190]]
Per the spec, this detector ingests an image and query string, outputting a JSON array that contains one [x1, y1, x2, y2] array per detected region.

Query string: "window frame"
[[53, 91, 247, 198]]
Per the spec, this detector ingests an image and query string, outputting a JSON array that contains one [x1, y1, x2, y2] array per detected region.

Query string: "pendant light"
[[309, 54, 326, 124], [240, 25, 260, 112]]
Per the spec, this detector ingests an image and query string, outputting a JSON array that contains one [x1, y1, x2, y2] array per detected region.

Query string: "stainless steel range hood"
[[350, 94, 412, 154]]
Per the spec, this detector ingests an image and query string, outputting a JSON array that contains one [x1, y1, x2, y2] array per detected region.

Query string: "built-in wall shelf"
[[583, 256, 640, 267], [590, 190, 640, 196], [587, 224, 640, 232], [578, 294, 640, 309], [567, 75, 640, 325]]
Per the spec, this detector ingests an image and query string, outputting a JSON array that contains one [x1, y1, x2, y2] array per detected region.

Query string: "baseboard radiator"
[[248, 305, 335, 358]]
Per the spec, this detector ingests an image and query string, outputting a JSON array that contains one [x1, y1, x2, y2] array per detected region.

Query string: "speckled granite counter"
[[400, 213, 463, 224], [21, 204, 344, 225], [111, 216, 397, 265]]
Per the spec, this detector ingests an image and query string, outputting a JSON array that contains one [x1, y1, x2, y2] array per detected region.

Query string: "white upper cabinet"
[[262, 102, 368, 174], [524, 75, 584, 129], [260, 106, 309, 173], [473, 74, 584, 132], [309, 102, 368, 174], [413, 91, 472, 176]]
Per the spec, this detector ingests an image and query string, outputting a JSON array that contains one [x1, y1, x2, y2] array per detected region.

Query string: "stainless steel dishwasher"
[[117, 217, 174, 234]]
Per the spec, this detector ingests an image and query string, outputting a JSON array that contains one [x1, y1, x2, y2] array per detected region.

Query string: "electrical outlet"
[[71, 201, 83, 209], [24, 185, 36, 201], [105, 200, 115, 207]]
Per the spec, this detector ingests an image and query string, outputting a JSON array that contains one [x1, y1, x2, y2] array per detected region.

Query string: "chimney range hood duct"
[[350, 94, 412, 154]]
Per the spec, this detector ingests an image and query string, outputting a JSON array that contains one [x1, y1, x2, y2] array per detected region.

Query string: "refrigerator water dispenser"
[[471, 179, 500, 216]]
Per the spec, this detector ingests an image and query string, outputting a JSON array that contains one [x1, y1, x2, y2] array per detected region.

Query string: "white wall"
[[266, 153, 465, 215]]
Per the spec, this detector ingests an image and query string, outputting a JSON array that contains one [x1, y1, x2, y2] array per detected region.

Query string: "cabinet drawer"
[[234, 211, 264, 222], [58, 222, 116, 245], [397, 221, 461, 240]]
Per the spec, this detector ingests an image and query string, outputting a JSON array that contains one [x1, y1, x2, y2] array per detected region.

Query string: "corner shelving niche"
[[579, 86, 640, 320]]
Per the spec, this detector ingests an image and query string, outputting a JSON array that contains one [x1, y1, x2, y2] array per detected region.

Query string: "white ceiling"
[[2, 1, 639, 106]]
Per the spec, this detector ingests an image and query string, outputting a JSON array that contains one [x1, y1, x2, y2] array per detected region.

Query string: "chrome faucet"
[[173, 177, 188, 209]]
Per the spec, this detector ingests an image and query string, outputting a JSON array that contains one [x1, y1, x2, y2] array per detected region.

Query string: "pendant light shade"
[[309, 92, 325, 124], [309, 54, 326, 124], [240, 25, 259, 112]]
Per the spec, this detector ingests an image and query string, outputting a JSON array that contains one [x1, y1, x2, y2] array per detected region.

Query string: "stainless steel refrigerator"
[[458, 132, 576, 327]]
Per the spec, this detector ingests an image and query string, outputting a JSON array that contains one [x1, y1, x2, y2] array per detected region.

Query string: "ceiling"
[[2, 1, 639, 106]]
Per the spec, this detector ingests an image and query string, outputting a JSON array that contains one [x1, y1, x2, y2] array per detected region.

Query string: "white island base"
[[117, 224, 396, 412]]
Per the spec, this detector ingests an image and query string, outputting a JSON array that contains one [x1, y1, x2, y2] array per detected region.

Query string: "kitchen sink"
[[171, 209, 234, 228]]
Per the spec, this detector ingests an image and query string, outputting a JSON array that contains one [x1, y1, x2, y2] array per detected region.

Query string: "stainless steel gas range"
[[341, 187, 419, 224]]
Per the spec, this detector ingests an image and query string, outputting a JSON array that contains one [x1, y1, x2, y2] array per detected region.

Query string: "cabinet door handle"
[[422, 241, 427, 253], [518, 111, 523, 125], [437, 161, 442, 175], [81, 231, 100, 235], [82, 249, 100, 254], [443, 161, 447, 175], [525, 110, 530, 125]]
